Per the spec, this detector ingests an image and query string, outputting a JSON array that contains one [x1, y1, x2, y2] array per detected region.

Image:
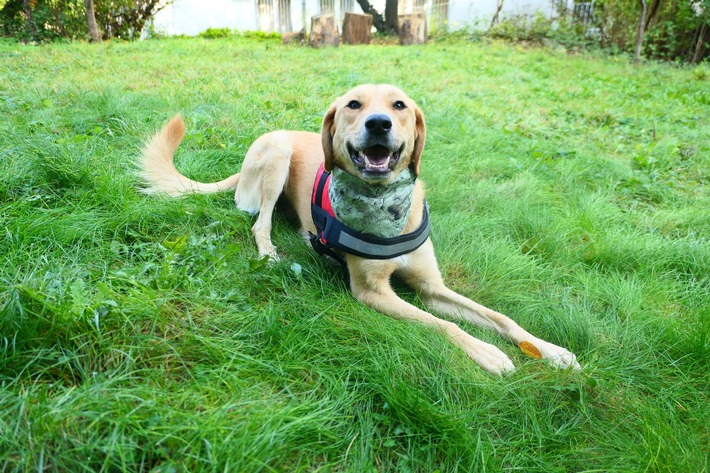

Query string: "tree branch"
[[634, 0, 648, 63], [355, 0, 393, 33]]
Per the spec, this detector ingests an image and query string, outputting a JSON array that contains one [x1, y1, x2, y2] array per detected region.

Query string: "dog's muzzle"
[[347, 142, 404, 176]]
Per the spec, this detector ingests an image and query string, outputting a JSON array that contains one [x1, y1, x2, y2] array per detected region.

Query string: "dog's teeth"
[[369, 157, 390, 169], [358, 150, 391, 170]]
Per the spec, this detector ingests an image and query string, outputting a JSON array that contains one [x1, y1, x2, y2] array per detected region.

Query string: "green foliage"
[[488, 12, 596, 50], [0, 0, 83, 42], [693, 61, 710, 79], [197, 27, 234, 39], [470, 0, 710, 62], [479, 1, 709, 63], [241, 29, 282, 40], [197, 27, 281, 41], [0, 37, 708, 471], [0, 0, 163, 42], [95, 0, 163, 40], [592, 0, 710, 62]]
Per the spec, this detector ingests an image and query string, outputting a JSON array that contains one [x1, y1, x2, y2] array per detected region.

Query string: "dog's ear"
[[410, 105, 426, 176], [321, 104, 337, 172]]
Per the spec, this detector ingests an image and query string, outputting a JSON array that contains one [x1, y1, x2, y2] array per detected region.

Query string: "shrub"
[[197, 28, 281, 41], [487, 12, 594, 50], [197, 27, 234, 39], [481, 0, 708, 63], [592, 0, 709, 62], [0, 0, 166, 42]]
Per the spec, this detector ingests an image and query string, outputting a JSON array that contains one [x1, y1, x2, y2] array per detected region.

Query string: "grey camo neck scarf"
[[329, 167, 416, 238]]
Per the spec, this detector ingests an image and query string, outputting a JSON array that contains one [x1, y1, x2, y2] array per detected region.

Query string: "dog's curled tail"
[[138, 114, 240, 196]]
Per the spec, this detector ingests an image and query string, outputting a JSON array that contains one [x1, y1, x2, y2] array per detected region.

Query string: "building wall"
[[152, 0, 554, 36]]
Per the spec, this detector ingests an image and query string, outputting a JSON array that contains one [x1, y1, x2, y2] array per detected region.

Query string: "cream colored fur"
[[139, 115, 241, 197], [137, 84, 580, 375]]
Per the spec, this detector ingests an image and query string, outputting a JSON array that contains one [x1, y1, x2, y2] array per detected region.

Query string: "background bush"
[[0, 0, 164, 41], [485, 0, 709, 63], [593, 0, 709, 62]]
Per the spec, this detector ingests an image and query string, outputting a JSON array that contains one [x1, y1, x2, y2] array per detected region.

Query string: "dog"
[[138, 84, 580, 375]]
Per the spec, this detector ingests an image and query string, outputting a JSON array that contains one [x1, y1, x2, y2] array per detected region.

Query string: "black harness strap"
[[309, 168, 431, 264]]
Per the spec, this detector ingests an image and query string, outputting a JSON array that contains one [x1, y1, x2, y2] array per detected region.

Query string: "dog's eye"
[[347, 100, 362, 110], [393, 100, 407, 110]]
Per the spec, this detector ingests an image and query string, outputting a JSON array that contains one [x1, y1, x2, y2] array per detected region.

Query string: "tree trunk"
[[22, 0, 37, 41], [398, 13, 427, 45], [644, 0, 661, 30], [691, 23, 708, 64], [85, 0, 101, 42], [309, 14, 340, 48], [634, 0, 647, 64], [490, 0, 505, 28], [342, 12, 373, 44], [385, 0, 398, 33], [355, 0, 390, 33]]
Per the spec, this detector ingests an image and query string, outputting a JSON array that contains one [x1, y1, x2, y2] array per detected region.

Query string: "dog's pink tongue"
[[364, 146, 391, 166]]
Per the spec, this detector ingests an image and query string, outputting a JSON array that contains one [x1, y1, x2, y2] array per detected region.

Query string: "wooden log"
[[398, 13, 427, 45], [343, 12, 373, 45], [282, 28, 306, 45], [309, 14, 340, 48]]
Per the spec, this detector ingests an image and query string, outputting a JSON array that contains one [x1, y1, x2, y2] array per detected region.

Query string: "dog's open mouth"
[[348, 143, 403, 176]]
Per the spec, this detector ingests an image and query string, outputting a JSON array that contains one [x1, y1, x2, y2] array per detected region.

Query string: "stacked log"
[[398, 13, 427, 45], [282, 28, 306, 45], [310, 14, 340, 48], [342, 12, 373, 45]]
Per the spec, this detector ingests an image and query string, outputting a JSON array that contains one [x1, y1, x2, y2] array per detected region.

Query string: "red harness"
[[311, 164, 336, 241]]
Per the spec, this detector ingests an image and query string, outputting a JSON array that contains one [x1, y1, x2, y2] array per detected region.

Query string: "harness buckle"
[[309, 232, 346, 266]]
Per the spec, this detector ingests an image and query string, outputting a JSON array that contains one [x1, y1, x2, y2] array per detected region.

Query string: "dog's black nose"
[[365, 114, 392, 135]]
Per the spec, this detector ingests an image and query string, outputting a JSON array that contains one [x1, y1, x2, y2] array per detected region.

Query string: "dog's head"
[[321, 84, 426, 183]]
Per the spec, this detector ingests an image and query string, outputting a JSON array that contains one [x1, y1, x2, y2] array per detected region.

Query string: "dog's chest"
[[329, 168, 415, 238]]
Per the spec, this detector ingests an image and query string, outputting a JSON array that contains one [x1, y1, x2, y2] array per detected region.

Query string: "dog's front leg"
[[401, 244, 580, 370], [419, 284, 581, 370], [347, 257, 515, 375]]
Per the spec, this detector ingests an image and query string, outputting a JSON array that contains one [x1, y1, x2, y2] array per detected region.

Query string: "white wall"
[[448, 0, 556, 29], [152, 0, 553, 36], [153, 0, 259, 35]]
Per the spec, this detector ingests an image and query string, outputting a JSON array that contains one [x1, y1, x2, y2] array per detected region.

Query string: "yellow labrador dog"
[[138, 84, 580, 375]]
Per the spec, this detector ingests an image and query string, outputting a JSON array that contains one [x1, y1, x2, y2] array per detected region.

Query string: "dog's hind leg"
[[235, 132, 293, 259]]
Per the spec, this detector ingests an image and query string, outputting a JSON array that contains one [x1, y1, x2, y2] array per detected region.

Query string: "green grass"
[[1, 36, 708, 472]]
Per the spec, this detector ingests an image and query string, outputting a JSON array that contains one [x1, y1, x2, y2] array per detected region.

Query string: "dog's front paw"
[[525, 340, 581, 370], [458, 336, 515, 376], [256, 248, 280, 262]]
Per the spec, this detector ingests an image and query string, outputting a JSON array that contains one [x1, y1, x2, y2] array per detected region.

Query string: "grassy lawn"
[[1, 35, 708, 472]]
